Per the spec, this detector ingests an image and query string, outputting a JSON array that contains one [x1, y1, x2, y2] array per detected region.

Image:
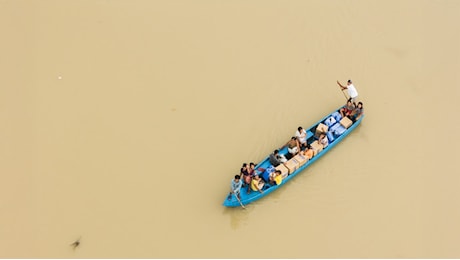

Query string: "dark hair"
[[347, 79, 352, 83], [298, 126, 303, 131], [249, 162, 255, 167], [275, 170, 281, 174], [274, 149, 279, 154], [242, 163, 247, 167], [347, 98, 353, 103], [358, 101, 363, 108], [235, 175, 241, 179], [291, 136, 296, 140]]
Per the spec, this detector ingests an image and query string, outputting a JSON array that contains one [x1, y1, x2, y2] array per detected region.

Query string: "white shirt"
[[320, 136, 329, 148], [295, 129, 307, 144], [288, 146, 299, 155], [347, 84, 358, 99]]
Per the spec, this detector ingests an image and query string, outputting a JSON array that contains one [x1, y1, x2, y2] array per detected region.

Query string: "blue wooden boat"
[[223, 105, 364, 208]]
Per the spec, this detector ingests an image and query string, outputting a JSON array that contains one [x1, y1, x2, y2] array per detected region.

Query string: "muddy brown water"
[[1, 0, 459, 258]]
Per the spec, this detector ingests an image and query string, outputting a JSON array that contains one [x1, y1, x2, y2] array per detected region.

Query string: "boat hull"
[[223, 106, 364, 207]]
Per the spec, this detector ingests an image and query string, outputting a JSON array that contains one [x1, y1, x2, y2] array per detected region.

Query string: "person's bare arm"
[[337, 80, 347, 90]]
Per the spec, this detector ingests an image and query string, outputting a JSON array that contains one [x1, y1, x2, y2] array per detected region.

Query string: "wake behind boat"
[[223, 105, 364, 208]]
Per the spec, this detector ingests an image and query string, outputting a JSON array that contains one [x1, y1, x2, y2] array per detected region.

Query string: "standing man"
[[337, 79, 358, 103]]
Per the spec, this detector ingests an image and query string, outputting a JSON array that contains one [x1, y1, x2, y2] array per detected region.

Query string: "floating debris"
[[70, 237, 81, 250]]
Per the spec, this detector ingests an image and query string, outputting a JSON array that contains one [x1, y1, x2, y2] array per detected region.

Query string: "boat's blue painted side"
[[223, 106, 364, 207]]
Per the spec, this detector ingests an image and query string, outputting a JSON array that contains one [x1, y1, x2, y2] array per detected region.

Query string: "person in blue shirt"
[[228, 175, 243, 200]]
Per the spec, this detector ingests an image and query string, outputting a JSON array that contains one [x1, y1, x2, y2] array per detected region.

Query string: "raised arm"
[[337, 80, 347, 90]]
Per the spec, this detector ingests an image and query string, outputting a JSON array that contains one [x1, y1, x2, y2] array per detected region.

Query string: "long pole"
[[234, 193, 246, 209], [341, 88, 349, 100], [337, 80, 349, 100]]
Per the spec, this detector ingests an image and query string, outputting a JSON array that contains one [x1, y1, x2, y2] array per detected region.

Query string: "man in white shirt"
[[337, 79, 358, 103], [295, 126, 308, 150]]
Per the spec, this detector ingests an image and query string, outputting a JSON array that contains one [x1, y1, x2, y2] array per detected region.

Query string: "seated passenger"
[[269, 170, 283, 185], [285, 136, 300, 160], [248, 162, 256, 175], [348, 101, 364, 122], [295, 127, 308, 150], [319, 132, 329, 148], [248, 174, 265, 194], [269, 149, 287, 167], [261, 167, 272, 183], [302, 143, 315, 159], [340, 98, 356, 118], [240, 163, 252, 186]]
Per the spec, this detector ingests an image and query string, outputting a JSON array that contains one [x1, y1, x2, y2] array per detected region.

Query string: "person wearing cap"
[[337, 79, 359, 103]]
